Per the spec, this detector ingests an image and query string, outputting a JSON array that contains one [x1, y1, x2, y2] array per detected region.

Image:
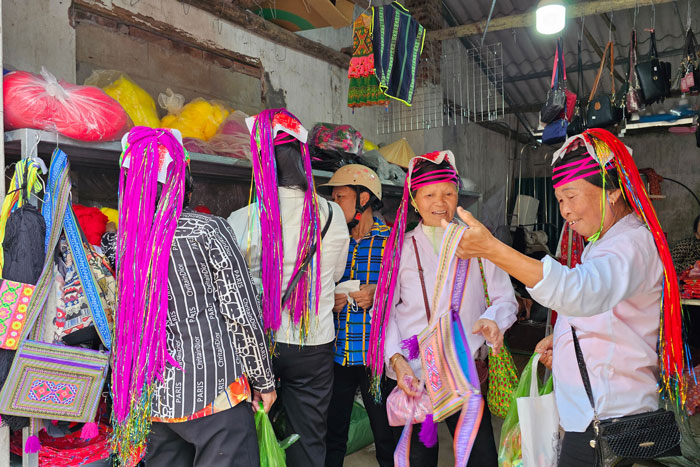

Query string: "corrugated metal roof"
[[440, 0, 700, 132]]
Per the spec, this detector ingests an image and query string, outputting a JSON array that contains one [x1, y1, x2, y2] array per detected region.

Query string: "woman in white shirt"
[[371, 151, 517, 466], [449, 130, 686, 466]]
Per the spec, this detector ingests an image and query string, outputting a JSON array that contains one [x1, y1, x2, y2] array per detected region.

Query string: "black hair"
[[183, 165, 194, 209], [355, 186, 383, 211], [693, 214, 700, 234], [275, 141, 308, 191]]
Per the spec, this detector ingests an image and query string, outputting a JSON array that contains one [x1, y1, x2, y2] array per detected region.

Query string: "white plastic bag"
[[516, 353, 561, 467]]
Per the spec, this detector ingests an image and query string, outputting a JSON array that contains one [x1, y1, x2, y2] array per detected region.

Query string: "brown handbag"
[[586, 42, 623, 129]]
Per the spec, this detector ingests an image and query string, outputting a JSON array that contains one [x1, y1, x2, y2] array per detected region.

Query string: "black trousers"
[[558, 425, 597, 467], [273, 342, 335, 467], [324, 363, 397, 467], [386, 379, 498, 467], [144, 401, 259, 467]]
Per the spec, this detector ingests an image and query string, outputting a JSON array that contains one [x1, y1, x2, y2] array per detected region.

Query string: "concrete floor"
[[344, 414, 504, 467]]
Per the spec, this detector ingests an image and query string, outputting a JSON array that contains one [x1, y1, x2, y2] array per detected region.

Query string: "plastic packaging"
[[4, 67, 129, 141], [385, 378, 432, 426], [159, 91, 229, 141], [359, 150, 406, 185], [84, 70, 160, 128], [255, 402, 287, 467], [310, 123, 364, 155], [498, 353, 554, 467], [207, 111, 252, 159]]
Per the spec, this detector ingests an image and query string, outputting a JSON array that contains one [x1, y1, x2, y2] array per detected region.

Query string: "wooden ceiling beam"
[[186, 0, 351, 69], [77, 0, 351, 70], [427, 0, 676, 42]]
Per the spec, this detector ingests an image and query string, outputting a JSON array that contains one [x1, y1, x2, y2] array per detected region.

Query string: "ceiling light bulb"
[[536, 0, 566, 35]]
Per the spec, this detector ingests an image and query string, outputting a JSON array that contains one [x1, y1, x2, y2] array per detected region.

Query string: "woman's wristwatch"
[[389, 353, 406, 369]]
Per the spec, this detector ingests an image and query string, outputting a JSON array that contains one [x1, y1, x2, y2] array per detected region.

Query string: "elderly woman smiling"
[[447, 130, 686, 466], [369, 151, 517, 466]]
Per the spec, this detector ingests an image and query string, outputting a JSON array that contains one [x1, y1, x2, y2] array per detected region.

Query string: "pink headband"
[[410, 168, 460, 191], [552, 157, 614, 188]]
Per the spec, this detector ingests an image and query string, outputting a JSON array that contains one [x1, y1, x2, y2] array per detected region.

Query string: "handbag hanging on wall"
[[636, 29, 672, 104], [541, 39, 569, 124], [680, 28, 700, 95], [567, 39, 586, 136], [625, 30, 643, 114], [586, 41, 623, 129]]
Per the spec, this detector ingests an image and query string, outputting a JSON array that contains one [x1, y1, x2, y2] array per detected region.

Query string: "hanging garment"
[[348, 13, 388, 109], [372, 2, 426, 106]]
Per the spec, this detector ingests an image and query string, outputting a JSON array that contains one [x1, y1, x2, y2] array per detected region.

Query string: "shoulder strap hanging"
[[559, 38, 568, 84], [647, 29, 659, 59], [588, 41, 615, 102], [687, 28, 698, 61], [477, 257, 490, 307], [411, 237, 431, 322], [575, 39, 583, 98], [571, 326, 600, 421], [281, 199, 333, 308], [550, 41, 560, 90], [21, 152, 72, 343], [628, 30, 639, 85]]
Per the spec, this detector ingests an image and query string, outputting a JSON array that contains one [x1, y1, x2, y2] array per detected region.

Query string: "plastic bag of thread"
[[84, 70, 160, 128], [159, 89, 230, 141], [310, 123, 364, 155], [4, 67, 129, 141]]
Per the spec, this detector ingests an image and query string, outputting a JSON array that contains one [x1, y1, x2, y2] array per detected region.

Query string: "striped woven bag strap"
[[20, 149, 71, 342]]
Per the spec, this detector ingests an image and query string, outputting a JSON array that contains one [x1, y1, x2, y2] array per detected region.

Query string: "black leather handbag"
[[586, 42, 623, 129], [541, 39, 567, 124], [571, 327, 682, 466], [636, 29, 672, 104]]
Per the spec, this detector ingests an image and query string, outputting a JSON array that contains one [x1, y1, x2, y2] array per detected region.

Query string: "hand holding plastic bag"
[[498, 352, 555, 467], [255, 402, 300, 467]]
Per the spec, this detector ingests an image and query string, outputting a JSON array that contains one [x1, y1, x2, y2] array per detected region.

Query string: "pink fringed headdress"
[[111, 127, 187, 465], [246, 109, 322, 341], [367, 150, 460, 396]]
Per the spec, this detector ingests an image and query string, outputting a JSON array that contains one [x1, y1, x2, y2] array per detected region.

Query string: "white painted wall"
[[2, 0, 76, 82], [104, 0, 385, 143]]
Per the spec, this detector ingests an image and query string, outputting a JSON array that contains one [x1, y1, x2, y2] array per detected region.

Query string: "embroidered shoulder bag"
[[417, 224, 484, 466]]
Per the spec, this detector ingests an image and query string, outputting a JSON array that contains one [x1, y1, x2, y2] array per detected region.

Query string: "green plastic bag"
[[255, 402, 300, 467], [346, 401, 374, 455], [498, 353, 554, 467]]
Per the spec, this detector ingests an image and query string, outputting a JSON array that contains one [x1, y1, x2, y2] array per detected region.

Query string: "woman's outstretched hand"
[[441, 207, 497, 260], [472, 318, 503, 354]]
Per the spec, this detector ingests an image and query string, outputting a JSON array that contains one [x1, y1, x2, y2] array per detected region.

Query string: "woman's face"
[[413, 182, 458, 227], [554, 178, 621, 238]]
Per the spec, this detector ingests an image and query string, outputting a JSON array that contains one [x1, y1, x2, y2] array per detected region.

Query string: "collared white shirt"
[[527, 214, 662, 432], [384, 224, 518, 380], [228, 187, 350, 346]]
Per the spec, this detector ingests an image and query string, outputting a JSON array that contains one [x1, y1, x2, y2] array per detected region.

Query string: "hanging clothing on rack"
[[348, 12, 388, 109], [372, 2, 426, 106]]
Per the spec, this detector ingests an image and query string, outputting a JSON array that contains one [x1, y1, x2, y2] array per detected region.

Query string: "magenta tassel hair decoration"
[[111, 127, 186, 465], [249, 109, 321, 340]]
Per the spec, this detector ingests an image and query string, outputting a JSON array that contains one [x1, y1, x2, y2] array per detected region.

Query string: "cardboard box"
[[259, 0, 354, 32]]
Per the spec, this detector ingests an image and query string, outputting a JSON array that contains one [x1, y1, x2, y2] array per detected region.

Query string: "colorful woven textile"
[[348, 13, 387, 108], [0, 280, 35, 350], [0, 340, 108, 422], [372, 2, 426, 106], [10, 422, 112, 466], [487, 347, 519, 418]]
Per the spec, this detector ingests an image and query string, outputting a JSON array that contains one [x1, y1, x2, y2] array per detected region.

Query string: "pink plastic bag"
[[4, 68, 129, 142], [207, 111, 252, 160], [386, 378, 433, 427]]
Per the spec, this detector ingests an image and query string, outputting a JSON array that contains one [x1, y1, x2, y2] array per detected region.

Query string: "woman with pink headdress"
[[368, 151, 518, 466]]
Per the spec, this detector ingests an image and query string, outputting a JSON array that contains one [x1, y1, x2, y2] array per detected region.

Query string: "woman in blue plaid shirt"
[[320, 165, 397, 467]]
